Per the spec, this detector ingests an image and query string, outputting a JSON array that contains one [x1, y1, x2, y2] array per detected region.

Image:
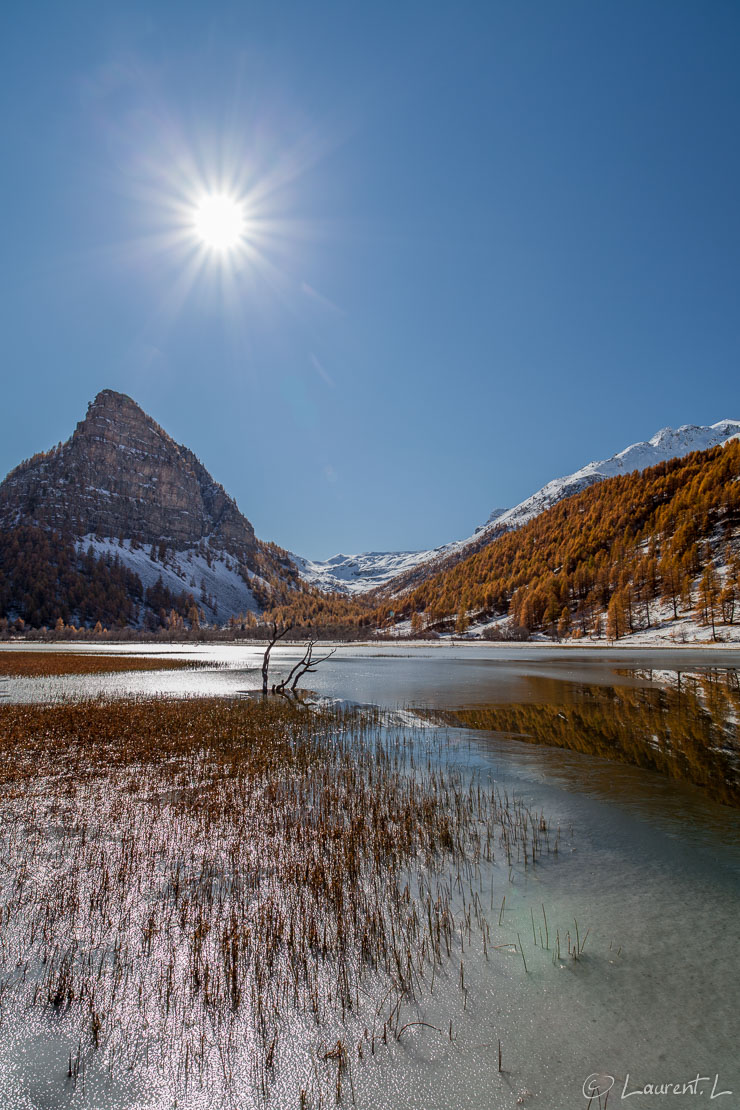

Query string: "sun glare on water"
[[192, 194, 245, 251]]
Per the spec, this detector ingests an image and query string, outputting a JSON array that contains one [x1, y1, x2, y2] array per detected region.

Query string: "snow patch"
[[78, 536, 259, 624]]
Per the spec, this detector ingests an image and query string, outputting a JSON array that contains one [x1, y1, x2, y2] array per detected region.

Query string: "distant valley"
[[295, 419, 740, 595]]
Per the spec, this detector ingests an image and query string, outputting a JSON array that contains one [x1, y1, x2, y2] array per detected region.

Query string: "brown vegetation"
[[0, 650, 207, 677], [377, 440, 740, 638], [0, 696, 565, 1105]]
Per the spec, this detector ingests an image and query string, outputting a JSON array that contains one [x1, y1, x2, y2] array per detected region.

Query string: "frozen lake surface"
[[0, 643, 738, 1108]]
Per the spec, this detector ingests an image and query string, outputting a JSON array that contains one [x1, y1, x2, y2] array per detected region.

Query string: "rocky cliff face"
[[0, 390, 257, 556]]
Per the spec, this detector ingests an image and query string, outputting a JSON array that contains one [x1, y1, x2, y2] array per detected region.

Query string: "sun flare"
[[192, 194, 245, 251]]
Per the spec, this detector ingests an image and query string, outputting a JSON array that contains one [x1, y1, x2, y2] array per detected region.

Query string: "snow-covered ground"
[[439, 594, 740, 648], [382, 616, 740, 647], [78, 536, 259, 623], [579, 616, 740, 647], [295, 420, 740, 595]]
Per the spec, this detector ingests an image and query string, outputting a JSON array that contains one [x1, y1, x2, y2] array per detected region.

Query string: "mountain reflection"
[[426, 668, 740, 808]]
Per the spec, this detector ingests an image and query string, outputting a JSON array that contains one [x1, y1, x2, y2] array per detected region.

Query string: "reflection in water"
[[427, 669, 740, 807]]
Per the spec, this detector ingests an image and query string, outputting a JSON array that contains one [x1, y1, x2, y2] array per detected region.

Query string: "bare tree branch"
[[272, 639, 336, 694], [292, 645, 336, 690], [278, 643, 313, 692], [261, 621, 293, 696]]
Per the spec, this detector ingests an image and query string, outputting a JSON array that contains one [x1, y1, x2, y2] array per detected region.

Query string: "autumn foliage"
[[375, 440, 740, 638], [3, 441, 740, 639]]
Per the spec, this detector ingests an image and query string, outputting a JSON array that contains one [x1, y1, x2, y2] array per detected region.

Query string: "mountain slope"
[[0, 389, 258, 553], [290, 549, 448, 595], [0, 390, 300, 627], [481, 419, 740, 534], [295, 420, 740, 596], [375, 439, 740, 641]]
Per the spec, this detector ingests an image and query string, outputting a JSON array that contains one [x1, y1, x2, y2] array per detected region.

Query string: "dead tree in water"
[[261, 622, 293, 695], [272, 640, 337, 695]]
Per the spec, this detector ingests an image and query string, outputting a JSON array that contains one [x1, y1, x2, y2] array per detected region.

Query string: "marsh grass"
[[0, 696, 568, 1107], [0, 651, 211, 678]]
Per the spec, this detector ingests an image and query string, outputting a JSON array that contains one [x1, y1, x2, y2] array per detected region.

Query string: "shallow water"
[[3, 644, 739, 805], [349, 727, 740, 1109], [3, 640, 740, 702], [1, 644, 739, 1108]]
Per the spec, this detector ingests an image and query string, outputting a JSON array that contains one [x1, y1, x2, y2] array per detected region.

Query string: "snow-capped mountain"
[[295, 420, 740, 595], [484, 420, 740, 534], [290, 549, 450, 595], [4, 395, 738, 621]]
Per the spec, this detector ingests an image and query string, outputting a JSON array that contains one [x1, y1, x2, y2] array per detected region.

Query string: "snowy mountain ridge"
[[290, 548, 450, 595], [295, 420, 740, 595], [477, 419, 740, 535]]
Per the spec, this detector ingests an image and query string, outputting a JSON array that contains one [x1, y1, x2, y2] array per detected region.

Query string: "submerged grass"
[[0, 696, 566, 1107], [0, 650, 209, 678]]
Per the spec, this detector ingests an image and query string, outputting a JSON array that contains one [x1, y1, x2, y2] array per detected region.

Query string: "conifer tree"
[[606, 591, 627, 641], [557, 606, 570, 640], [696, 565, 720, 640]]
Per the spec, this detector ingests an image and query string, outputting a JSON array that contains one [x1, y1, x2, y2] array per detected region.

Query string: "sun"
[[192, 194, 245, 251]]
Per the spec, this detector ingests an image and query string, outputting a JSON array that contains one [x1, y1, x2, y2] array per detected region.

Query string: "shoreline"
[[3, 637, 740, 660]]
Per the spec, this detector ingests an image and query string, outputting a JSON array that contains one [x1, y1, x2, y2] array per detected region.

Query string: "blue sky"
[[2, 1, 739, 558]]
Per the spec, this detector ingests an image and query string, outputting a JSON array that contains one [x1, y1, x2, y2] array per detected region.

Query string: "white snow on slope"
[[78, 536, 259, 624], [295, 420, 740, 595], [486, 419, 740, 533], [289, 549, 451, 595]]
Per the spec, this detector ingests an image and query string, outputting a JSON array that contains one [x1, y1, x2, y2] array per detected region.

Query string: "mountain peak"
[[91, 387, 137, 406], [84, 388, 150, 422], [480, 419, 740, 537], [0, 389, 256, 555]]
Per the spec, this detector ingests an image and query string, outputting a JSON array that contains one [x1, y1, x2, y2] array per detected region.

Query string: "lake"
[[0, 642, 738, 1108]]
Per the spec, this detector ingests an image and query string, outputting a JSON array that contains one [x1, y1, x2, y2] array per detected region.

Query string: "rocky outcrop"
[[0, 390, 257, 557]]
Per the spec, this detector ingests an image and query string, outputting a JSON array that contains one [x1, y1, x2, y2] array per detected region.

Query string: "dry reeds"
[[0, 651, 210, 678], [0, 695, 567, 1106]]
